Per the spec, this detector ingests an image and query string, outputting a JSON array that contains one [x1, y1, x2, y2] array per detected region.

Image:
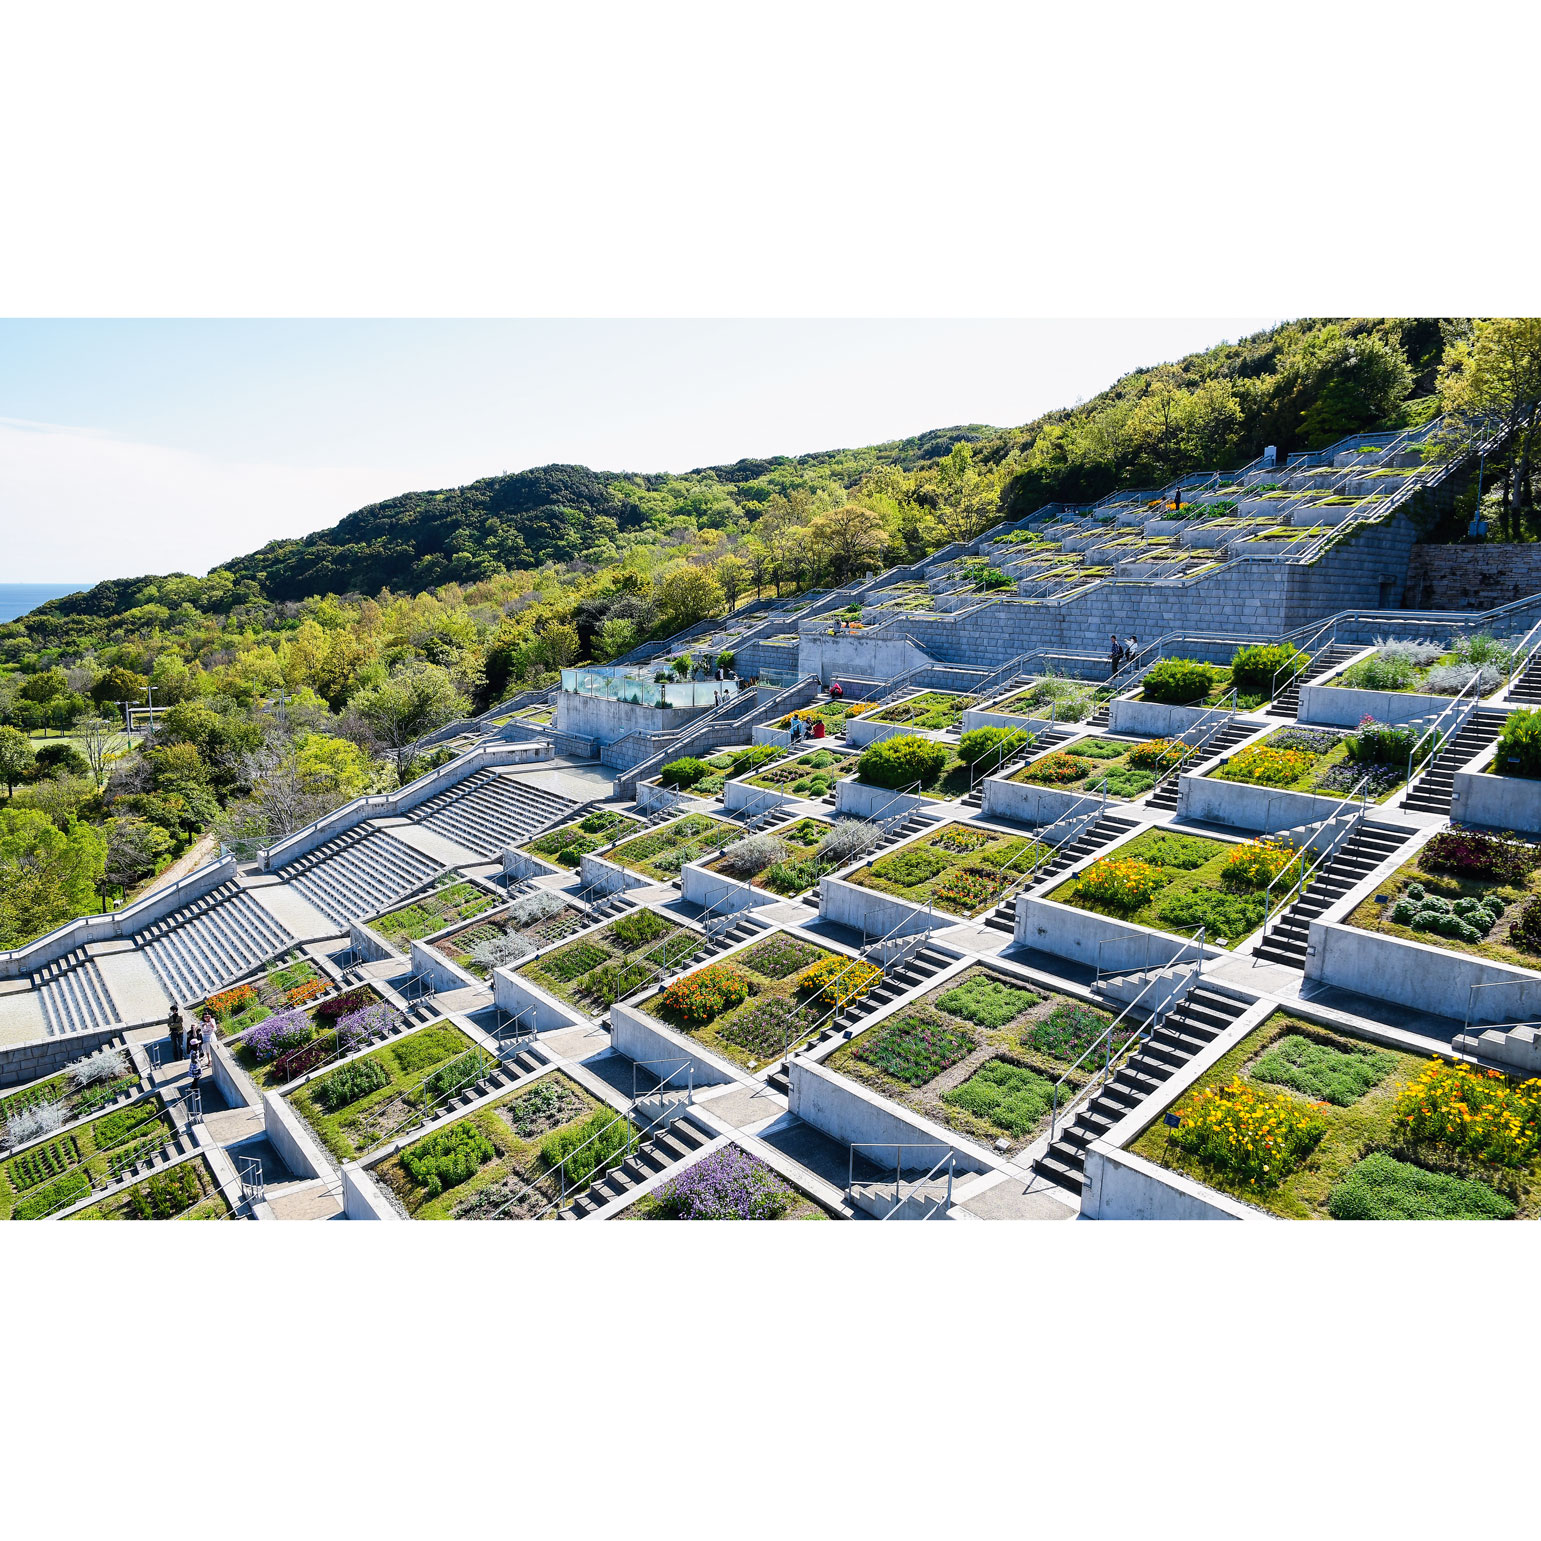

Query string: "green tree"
[[653, 564, 724, 632], [349, 664, 468, 780], [0, 726, 35, 795], [101, 815, 173, 899], [0, 808, 107, 946]]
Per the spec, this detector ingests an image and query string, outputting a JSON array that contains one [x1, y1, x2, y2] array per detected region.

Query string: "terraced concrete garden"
[[0, 1092, 176, 1220], [870, 691, 975, 731], [1326, 634, 1513, 697], [1129, 1010, 1540, 1219], [653, 744, 785, 797], [0, 1046, 139, 1144], [222, 985, 404, 1092], [623, 1144, 825, 1220], [1207, 723, 1421, 801], [776, 700, 872, 736], [521, 809, 642, 867], [518, 909, 701, 1011], [67, 1154, 230, 1221], [206, 954, 330, 1038], [825, 967, 1110, 1154], [1047, 828, 1295, 946], [843, 822, 1045, 917], [701, 815, 851, 898], [431, 891, 586, 979], [743, 747, 856, 798], [855, 733, 979, 801], [995, 678, 1100, 723], [370, 880, 500, 948], [1136, 658, 1236, 707], [1345, 830, 1541, 970], [1011, 735, 1178, 800], [371, 1071, 618, 1219], [637, 933, 855, 1070], [605, 813, 738, 880], [286, 1020, 496, 1165]]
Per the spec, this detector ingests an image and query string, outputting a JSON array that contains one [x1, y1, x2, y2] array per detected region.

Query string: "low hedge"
[[1142, 658, 1223, 705], [857, 734, 948, 790]]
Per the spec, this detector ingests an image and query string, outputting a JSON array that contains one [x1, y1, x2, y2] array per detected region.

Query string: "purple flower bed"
[[650, 1145, 797, 1220], [335, 1001, 403, 1048], [244, 1007, 314, 1063]]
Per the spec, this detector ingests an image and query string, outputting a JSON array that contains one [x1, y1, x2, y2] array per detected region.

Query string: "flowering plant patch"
[[244, 1007, 315, 1064], [718, 998, 814, 1059], [1394, 1060, 1541, 1167], [930, 826, 992, 855], [315, 987, 375, 1022], [206, 985, 256, 1018], [1420, 830, 1539, 886], [656, 964, 753, 1028], [1017, 750, 1087, 785], [931, 865, 1008, 914], [855, 1014, 976, 1086], [1215, 745, 1315, 788], [1073, 857, 1167, 913], [1027, 1001, 1111, 1062], [284, 977, 329, 1007], [797, 954, 881, 1007], [741, 936, 825, 979], [651, 1145, 797, 1220], [1126, 739, 1185, 771], [1221, 838, 1294, 892], [1169, 1077, 1328, 1187]]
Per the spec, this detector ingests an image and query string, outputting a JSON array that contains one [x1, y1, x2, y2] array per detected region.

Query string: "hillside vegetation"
[[0, 316, 1534, 950]]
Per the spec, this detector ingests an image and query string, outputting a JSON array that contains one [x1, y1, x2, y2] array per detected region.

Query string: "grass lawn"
[[67, 1154, 231, 1221], [287, 1021, 494, 1165], [1345, 847, 1541, 972], [370, 880, 499, 947], [605, 813, 739, 880], [744, 747, 857, 799], [521, 809, 642, 868], [843, 822, 1045, 917], [432, 900, 589, 980], [870, 691, 974, 731], [517, 910, 703, 1012], [703, 816, 837, 898], [1010, 735, 1170, 801], [637, 933, 848, 1071], [1207, 725, 1410, 802], [371, 1072, 614, 1219], [1046, 828, 1283, 948], [824, 966, 1105, 1154], [1128, 1010, 1538, 1219], [0, 1093, 176, 1220]]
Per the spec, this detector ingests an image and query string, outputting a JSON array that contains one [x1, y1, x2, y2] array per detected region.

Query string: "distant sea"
[[0, 583, 90, 622]]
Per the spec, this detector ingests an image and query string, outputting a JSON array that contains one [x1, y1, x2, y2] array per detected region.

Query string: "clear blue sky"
[[0, 319, 1277, 582]]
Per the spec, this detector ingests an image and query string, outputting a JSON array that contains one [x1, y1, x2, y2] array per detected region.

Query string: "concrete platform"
[[246, 881, 339, 941], [377, 819, 483, 868], [96, 949, 171, 1021]]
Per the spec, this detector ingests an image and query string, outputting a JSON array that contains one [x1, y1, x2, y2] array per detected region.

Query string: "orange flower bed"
[[284, 977, 329, 1007], [206, 984, 257, 1018]]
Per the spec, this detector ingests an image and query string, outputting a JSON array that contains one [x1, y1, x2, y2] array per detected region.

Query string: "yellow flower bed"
[[1074, 856, 1167, 913], [1395, 1060, 1541, 1167], [798, 954, 882, 1007], [1221, 837, 1294, 891], [1170, 1077, 1328, 1187]]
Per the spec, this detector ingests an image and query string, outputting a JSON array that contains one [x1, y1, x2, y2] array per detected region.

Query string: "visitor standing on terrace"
[[167, 1002, 185, 1062], [1109, 633, 1123, 674]]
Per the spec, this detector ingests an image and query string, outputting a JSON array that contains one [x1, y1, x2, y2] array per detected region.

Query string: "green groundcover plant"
[[1250, 1033, 1393, 1107], [1326, 1152, 1515, 1220]]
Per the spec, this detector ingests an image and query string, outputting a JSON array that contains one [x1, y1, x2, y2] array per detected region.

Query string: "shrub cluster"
[[126, 1162, 204, 1220], [1142, 658, 1223, 705], [1495, 708, 1541, 779], [1229, 643, 1300, 695], [658, 756, 709, 789], [1345, 717, 1416, 765], [956, 726, 1017, 768], [1388, 882, 1503, 943], [317, 1056, 391, 1112], [717, 833, 788, 878], [857, 733, 949, 790], [400, 1121, 495, 1199], [542, 1108, 631, 1190]]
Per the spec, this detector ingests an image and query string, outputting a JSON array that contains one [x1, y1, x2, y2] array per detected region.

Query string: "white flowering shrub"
[[66, 1047, 130, 1089]]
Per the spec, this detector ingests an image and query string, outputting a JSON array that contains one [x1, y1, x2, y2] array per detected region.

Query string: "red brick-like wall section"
[[1405, 545, 1541, 613]]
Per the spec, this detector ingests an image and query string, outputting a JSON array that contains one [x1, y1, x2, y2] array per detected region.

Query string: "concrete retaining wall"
[[1013, 891, 1227, 970], [1450, 745, 1541, 834], [608, 1002, 745, 1088], [577, 852, 650, 897], [1081, 1144, 1256, 1220], [1108, 695, 1225, 737], [832, 778, 928, 821], [0, 1023, 129, 1089], [722, 776, 798, 816], [981, 776, 1113, 831], [1176, 772, 1357, 834], [1298, 679, 1451, 729], [818, 875, 936, 941], [211, 1037, 257, 1110], [408, 938, 474, 995], [490, 967, 585, 1034], [681, 861, 777, 916], [845, 716, 933, 750], [556, 692, 706, 745], [262, 1087, 334, 1180], [341, 1161, 402, 1221]]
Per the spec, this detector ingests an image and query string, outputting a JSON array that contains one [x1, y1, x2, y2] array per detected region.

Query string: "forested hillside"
[[2, 316, 1535, 952]]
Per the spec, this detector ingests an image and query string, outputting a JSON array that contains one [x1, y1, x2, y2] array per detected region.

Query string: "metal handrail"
[[1049, 924, 1207, 1141], [1258, 779, 1369, 944], [847, 1142, 956, 1220], [1503, 615, 1541, 695], [1144, 689, 1240, 802], [359, 1043, 500, 1156], [1404, 671, 1484, 791]]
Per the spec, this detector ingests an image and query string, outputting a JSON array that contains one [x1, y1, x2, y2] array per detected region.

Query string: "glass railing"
[[560, 668, 740, 709]]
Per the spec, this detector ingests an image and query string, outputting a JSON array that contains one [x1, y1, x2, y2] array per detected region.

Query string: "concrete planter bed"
[[366, 1069, 616, 1220], [205, 953, 331, 1039], [430, 893, 593, 981], [1199, 723, 1417, 806], [846, 715, 943, 749], [601, 812, 740, 881], [842, 821, 1046, 919], [282, 1019, 495, 1168], [514, 909, 703, 1014], [648, 743, 787, 799], [65, 1151, 232, 1222], [519, 808, 643, 869], [1010, 734, 1170, 803], [727, 748, 855, 810], [771, 700, 874, 737], [1122, 1007, 1536, 1220], [1452, 744, 1541, 833], [1043, 826, 1298, 950], [617, 1140, 829, 1220], [368, 878, 502, 950], [992, 682, 1101, 724], [1336, 832, 1541, 980], [629, 929, 852, 1073], [852, 739, 979, 803], [869, 691, 976, 731], [0, 1089, 177, 1221], [0, 1048, 146, 1137], [1300, 645, 1497, 727], [214, 983, 399, 1094], [1108, 694, 1241, 739], [698, 815, 839, 900], [821, 963, 1112, 1158]]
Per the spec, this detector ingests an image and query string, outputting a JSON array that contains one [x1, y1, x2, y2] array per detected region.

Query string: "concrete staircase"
[[409, 769, 578, 858], [31, 952, 121, 1036], [1267, 644, 1360, 718], [1504, 651, 1541, 707], [1033, 983, 1250, 1195], [1145, 719, 1259, 811], [797, 806, 944, 910], [1400, 707, 1508, 816], [1251, 821, 1417, 970], [281, 826, 443, 931], [561, 1116, 713, 1219], [138, 885, 296, 1004], [996, 811, 1142, 914], [959, 725, 1075, 809]]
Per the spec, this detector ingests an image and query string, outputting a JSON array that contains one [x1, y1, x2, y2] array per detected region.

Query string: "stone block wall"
[[1404, 544, 1541, 614]]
